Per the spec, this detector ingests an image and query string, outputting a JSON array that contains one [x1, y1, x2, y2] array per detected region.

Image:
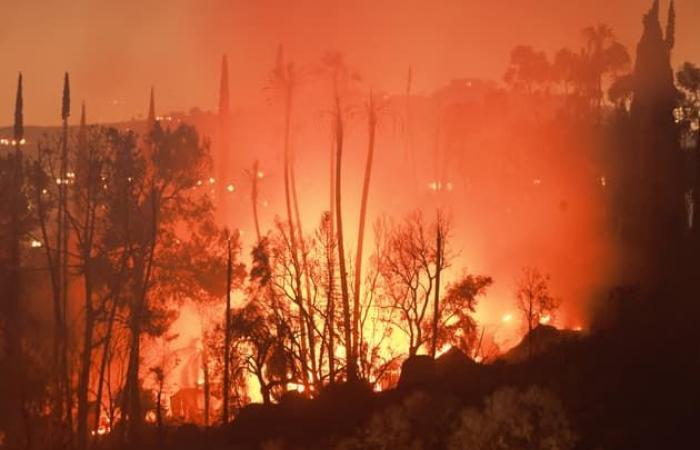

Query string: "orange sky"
[[1, 0, 698, 125]]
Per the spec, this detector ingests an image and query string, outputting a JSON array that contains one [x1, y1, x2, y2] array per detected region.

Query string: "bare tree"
[[378, 212, 450, 357], [515, 267, 560, 358]]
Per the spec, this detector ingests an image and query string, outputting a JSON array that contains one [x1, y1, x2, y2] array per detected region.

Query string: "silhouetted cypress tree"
[[628, 0, 684, 281]]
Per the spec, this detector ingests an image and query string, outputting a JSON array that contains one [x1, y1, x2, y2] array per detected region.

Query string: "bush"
[[448, 386, 576, 450]]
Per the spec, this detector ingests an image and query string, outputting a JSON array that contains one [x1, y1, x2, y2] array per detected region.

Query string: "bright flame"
[[539, 314, 551, 324], [287, 382, 305, 393], [436, 344, 452, 358], [501, 313, 513, 323]]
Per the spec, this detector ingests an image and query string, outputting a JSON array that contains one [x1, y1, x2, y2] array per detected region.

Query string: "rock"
[[398, 355, 436, 389]]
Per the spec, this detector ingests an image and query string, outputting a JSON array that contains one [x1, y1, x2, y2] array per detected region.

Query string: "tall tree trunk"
[[34, 147, 65, 435], [92, 292, 118, 448], [281, 81, 310, 390], [251, 161, 262, 243], [202, 340, 210, 427], [78, 153, 99, 450], [290, 159, 319, 385], [7, 99, 26, 448], [59, 106, 73, 442], [124, 193, 158, 444], [222, 237, 232, 424], [333, 92, 357, 382], [430, 212, 443, 358], [326, 137, 336, 383], [92, 196, 131, 449], [352, 91, 377, 366]]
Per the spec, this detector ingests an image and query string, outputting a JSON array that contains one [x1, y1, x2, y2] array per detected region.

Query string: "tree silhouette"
[[515, 267, 560, 357]]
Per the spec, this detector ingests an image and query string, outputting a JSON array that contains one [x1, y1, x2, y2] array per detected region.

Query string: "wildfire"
[[436, 344, 453, 358]]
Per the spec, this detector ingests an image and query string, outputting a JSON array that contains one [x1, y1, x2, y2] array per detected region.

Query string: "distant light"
[[209, 177, 216, 184], [445, 181, 453, 191], [196, 180, 203, 187], [573, 325, 583, 332], [502, 313, 513, 323], [256, 170, 264, 179], [226, 183, 235, 193], [539, 314, 551, 324], [533, 178, 542, 186], [599, 176, 607, 187], [262, 200, 269, 208], [41, 189, 48, 195], [30, 239, 42, 248]]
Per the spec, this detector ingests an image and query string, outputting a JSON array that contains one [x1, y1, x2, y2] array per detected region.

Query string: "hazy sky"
[[1, 0, 698, 125]]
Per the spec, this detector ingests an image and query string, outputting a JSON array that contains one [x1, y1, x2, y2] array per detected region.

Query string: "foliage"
[[448, 386, 576, 450]]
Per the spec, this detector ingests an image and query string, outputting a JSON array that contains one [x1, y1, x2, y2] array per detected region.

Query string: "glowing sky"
[[1, 0, 698, 125]]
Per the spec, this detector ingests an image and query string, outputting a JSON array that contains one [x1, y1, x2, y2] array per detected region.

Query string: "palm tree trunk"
[[222, 237, 232, 423], [281, 84, 311, 391], [352, 92, 377, 367], [333, 92, 357, 382]]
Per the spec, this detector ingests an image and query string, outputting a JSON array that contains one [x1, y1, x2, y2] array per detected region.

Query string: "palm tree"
[[321, 51, 360, 381], [352, 91, 386, 364], [266, 45, 312, 389]]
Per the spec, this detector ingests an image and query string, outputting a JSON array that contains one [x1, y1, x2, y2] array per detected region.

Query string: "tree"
[[378, 211, 451, 357], [448, 386, 576, 450], [0, 73, 36, 449], [230, 237, 294, 404], [353, 91, 390, 366], [431, 273, 493, 357], [580, 24, 631, 109], [504, 46, 551, 94], [676, 62, 700, 232], [319, 50, 362, 381], [69, 117, 112, 450], [627, 0, 684, 279], [266, 46, 313, 390], [115, 123, 214, 443], [515, 267, 560, 357]]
